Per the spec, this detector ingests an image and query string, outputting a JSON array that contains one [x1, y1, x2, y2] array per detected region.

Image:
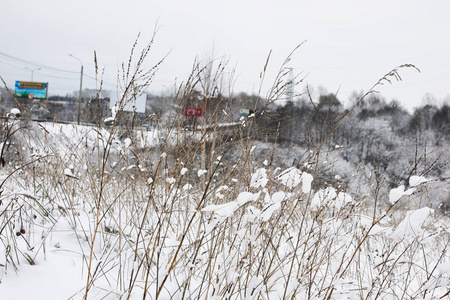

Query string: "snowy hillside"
[[0, 114, 449, 299]]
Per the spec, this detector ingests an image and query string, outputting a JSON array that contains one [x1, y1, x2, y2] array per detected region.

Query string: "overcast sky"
[[1, 0, 449, 112]]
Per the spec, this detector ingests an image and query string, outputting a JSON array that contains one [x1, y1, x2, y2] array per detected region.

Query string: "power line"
[[0, 51, 119, 89], [0, 51, 161, 92], [0, 51, 78, 74]]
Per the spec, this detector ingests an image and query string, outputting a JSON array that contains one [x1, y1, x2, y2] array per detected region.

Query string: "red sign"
[[185, 107, 202, 116]]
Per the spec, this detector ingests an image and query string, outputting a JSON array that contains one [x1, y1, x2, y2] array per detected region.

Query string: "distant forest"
[[145, 89, 449, 208]]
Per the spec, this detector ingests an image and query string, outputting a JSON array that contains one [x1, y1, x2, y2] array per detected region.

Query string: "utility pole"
[[69, 54, 83, 124], [25, 67, 41, 82]]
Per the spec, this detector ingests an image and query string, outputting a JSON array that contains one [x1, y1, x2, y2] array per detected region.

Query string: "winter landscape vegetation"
[[0, 36, 449, 299]]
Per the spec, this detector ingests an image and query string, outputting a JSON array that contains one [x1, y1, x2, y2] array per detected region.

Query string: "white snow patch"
[[198, 169, 207, 177], [392, 207, 434, 240], [301, 172, 313, 193], [10, 108, 21, 115], [103, 116, 115, 124], [250, 168, 268, 188], [124, 138, 132, 148], [166, 177, 176, 184], [64, 168, 73, 177], [183, 184, 193, 190], [277, 167, 302, 189], [260, 191, 285, 221], [276, 167, 313, 192], [203, 192, 258, 217], [409, 175, 431, 187], [334, 192, 354, 210], [389, 185, 415, 204], [181, 168, 189, 175], [311, 187, 337, 210]]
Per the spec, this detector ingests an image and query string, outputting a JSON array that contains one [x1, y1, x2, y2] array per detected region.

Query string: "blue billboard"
[[14, 81, 48, 100]]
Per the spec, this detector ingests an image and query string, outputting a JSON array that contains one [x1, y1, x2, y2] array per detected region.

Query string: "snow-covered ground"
[[0, 118, 449, 299]]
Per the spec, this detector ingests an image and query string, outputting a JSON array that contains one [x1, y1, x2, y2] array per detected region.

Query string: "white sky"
[[1, 0, 449, 112]]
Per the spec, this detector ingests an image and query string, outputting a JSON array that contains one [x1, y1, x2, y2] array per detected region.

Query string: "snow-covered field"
[[0, 117, 449, 299]]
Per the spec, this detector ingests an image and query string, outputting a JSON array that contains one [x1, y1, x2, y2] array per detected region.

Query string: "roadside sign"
[[240, 108, 254, 117], [185, 107, 202, 116], [14, 81, 48, 100]]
